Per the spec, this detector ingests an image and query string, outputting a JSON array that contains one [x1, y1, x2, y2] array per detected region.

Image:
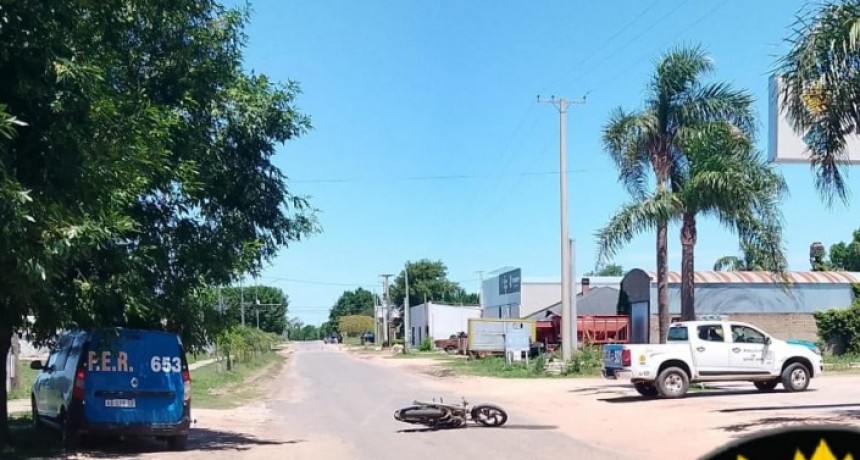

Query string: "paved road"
[[270, 342, 634, 460]]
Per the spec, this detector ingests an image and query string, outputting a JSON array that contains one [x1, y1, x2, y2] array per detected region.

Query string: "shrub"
[[215, 326, 281, 370], [565, 345, 602, 375], [419, 337, 433, 352], [814, 302, 860, 355]]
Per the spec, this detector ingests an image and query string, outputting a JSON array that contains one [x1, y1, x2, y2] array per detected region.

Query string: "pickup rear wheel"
[[655, 367, 689, 399], [754, 379, 779, 392], [634, 382, 659, 397], [781, 363, 811, 392]]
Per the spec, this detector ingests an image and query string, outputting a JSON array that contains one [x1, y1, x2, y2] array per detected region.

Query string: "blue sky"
[[230, 0, 860, 326]]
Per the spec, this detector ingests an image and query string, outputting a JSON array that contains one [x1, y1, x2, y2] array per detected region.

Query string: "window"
[[697, 325, 725, 342], [667, 326, 688, 341], [52, 334, 72, 370], [731, 325, 767, 344]]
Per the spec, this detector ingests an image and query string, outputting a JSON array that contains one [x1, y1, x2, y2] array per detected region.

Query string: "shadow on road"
[[75, 428, 303, 458], [598, 388, 818, 403], [397, 424, 558, 434], [717, 403, 860, 413], [719, 411, 860, 434]]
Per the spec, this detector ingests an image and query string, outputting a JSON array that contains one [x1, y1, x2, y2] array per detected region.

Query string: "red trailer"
[[535, 314, 630, 351]]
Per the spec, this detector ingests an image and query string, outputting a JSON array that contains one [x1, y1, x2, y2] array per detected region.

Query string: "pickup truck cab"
[[602, 320, 824, 399]]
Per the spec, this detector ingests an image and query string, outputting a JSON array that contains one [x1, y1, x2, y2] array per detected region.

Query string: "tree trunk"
[[680, 212, 697, 321], [657, 221, 669, 344], [0, 328, 12, 448]]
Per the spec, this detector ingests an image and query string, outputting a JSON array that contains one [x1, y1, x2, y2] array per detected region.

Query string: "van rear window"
[[667, 326, 689, 341]]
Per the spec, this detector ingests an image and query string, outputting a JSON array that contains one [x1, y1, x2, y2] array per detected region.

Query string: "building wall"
[[520, 283, 562, 318], [647, 284, 854, 315], [648, 313, 819, 343], [410, 303, 481, 345]]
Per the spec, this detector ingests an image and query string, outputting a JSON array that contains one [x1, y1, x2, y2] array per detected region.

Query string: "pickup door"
[[727, 324, 773, 374], [688, 323, 734, 375]]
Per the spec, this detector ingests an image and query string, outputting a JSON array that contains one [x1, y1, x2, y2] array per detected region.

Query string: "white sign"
[[768, 75, 860, 164], [468, 319, 535, 352]]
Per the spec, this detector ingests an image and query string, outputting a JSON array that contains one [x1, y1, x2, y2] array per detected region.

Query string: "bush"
[[564, 345, 602, 376], [215, 326, 281, 370], [814, 302, 860, 355], [419, 337, 433, 352]]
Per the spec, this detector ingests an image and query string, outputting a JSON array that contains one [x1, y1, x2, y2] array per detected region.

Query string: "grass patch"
[[435, 347, 603, 379], [387, 350, 452, 360], [823, 353, 860, 372], [1, 415, 62, 460], [191, 351, 285, 409], [7, 365, 39, 400]]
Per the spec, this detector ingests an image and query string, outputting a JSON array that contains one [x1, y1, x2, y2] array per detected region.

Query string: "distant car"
[[30, 328, 192, 450], [361, 331, 375, 344]]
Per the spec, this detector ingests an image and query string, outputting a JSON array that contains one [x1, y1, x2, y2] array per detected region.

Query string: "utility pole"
[[538, 94, 585, 362], [403, 263, 411, 352], [570, 238, 578, 352], [380, 274, 393, 346], [476, 271, 484, 309], [240, 277, 245, 327]]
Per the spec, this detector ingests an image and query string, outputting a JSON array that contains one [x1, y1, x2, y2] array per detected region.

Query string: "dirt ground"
[[363, 352, 860, 460], [55, 345, 860, 460]]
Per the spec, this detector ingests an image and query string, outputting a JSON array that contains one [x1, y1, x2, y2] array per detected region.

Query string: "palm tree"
[[714, 241, 786, 272], [779, 1, 860, 205], [597, 45, 755, 343], [675, 124, 788, 319]]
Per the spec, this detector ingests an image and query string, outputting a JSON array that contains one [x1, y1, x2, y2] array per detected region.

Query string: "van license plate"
[[105, 399, 136, 408]]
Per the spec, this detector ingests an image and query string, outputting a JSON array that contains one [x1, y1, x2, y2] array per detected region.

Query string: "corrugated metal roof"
[[644, 271, 860, 284]]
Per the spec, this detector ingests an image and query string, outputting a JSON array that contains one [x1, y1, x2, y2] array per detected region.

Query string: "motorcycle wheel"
[[471, 404, 508, 427]]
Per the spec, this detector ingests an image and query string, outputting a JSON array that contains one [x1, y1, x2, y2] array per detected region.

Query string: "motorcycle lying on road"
[[393, 397, 508, 430]]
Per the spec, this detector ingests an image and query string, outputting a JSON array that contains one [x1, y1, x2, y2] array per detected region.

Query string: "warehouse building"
[[618, 269, 860, 343], [408, 302, 482, 347], [480, 266, 622, 319]]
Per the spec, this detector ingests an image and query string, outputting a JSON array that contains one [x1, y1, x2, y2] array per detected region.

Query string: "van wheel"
[[168, 435, 188, 451], [655, 367, 689, 399], [634, 382, 659, 397], [781, 363, 810, 392], [754, 379, 779, 392]]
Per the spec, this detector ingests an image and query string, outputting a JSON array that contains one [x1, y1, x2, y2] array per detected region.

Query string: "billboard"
[[768, 75, 860, 164], [482, 267, 522, 313], [467, 318, 536, 352]]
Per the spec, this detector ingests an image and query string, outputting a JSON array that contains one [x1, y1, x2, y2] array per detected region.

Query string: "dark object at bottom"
[[699, 424, 860, 460]]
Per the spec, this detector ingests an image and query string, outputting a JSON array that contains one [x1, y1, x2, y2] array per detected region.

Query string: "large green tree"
[[389, 259, 477, 308], [0, 0, 316, 443], [585, 264, 625, 277], [210, 285, 289, 335], [779, 0, 860, 204], [597, 46, 755, 341], [810, 228, 860, 271], [329, 288, 377, 329]]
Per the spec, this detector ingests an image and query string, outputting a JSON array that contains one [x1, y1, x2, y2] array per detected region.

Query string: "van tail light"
[[72, 367, 86, 400], [182, 369, 191, 403], [621, 349, 632, 367]]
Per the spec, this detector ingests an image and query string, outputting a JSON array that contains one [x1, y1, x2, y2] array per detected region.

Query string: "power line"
[[583, 0, 732, 94], [571, 0, 695, 87], [537, 0, 663, 94], [289, 169, 587, 184], [255, 275, 378, 288]]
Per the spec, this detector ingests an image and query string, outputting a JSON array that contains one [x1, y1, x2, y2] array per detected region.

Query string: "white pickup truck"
[[602, 320, 824, 399]]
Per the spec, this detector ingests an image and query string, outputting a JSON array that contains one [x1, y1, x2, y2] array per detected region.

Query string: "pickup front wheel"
[[656, 367, 690, 399], [781, 363, 811, 392]]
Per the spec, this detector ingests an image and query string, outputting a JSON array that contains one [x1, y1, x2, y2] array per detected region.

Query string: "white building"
[[480, 266, 622, 319], [408, 302, 482, 347]]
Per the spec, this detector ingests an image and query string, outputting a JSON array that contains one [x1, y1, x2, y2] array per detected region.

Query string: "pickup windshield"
[[667, 326, 688, 341]]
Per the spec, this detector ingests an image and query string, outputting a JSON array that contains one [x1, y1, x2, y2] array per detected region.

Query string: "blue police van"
[[30, 328, 192, 450]]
